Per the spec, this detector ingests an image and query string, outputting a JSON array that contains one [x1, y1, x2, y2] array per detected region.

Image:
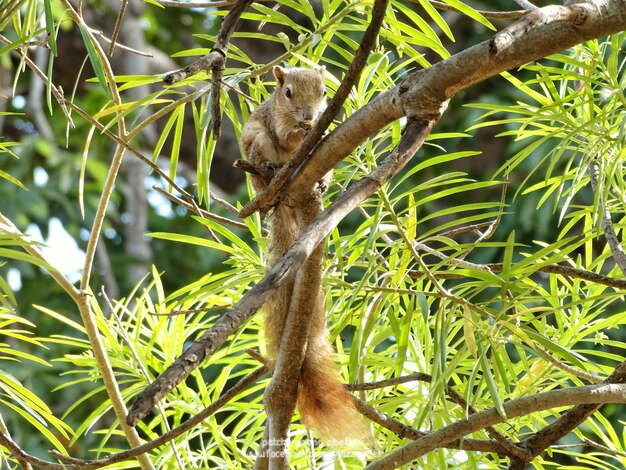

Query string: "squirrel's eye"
[[322, 89, 326, 97], [285, 87, 293, 99]]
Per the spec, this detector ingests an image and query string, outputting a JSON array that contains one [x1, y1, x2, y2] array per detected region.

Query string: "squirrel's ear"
[[273, 66, 286, 86], [318, 65, 326, 77]]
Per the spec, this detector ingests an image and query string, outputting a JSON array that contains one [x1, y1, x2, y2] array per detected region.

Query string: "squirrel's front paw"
[[315, 172, 332, 195]]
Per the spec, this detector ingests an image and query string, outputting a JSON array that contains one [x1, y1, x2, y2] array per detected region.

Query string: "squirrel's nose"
[[301, 108, 316, 122]]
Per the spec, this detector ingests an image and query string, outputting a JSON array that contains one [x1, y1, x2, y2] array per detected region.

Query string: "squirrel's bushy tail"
[[298, 308, 371, 444], [266, 205, 370, 444]]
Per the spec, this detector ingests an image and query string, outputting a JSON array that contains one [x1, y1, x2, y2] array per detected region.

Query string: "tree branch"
[[353, 398, 516, 456], [507, 360, 626, 469], [366, 382, 626, 470], [263, 196, 324, 468], [349, 373, 529, 460], [154, 0, 237, 7], [127, 117, 440, 425], [107, 0, 127, 56], [286, 0, 626, 200], [425, 1, 528, 20], [587, 159, 626, 276], [42, 367, 266, 469], [55, 2, 154, 465], [409, 262, 626, 290], [0, 33, 74, 127], [163, 0, 253, 85]]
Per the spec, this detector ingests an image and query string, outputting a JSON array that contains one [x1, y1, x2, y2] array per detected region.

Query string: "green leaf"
[[78, 24, 110, 97], [43, 0, 56, 56], [480, 352, 507, 419]]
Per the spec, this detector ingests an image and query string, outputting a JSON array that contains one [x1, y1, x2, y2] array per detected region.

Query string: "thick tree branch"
[[286, 0, 626, 200], [353, 398, 516, 456], [263, 196, 324, 469], [349, 373, 529, 460], [508, 360, 626, 469], [366, 382, 626, 470]]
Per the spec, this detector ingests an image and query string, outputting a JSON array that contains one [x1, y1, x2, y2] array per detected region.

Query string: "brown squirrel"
[[240, 66, 370, 444]]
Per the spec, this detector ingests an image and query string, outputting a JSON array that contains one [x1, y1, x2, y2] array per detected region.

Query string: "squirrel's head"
[[273, 65, 327, 129]]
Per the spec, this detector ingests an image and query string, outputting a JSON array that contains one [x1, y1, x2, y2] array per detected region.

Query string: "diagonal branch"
[[354, 398, 517, 456], [349, 373, 529, 460], [0, 33, 74, 127], [366, 381, 626, 470], [127, 117, 441, 426], [286, 1, 626, 200], [424, 1, 528, 19], [507, 360, 626, 469], [43, 367, 266, 469]]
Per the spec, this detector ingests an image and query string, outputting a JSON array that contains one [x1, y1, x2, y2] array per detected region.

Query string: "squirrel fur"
[[240, 66, 370, 443]]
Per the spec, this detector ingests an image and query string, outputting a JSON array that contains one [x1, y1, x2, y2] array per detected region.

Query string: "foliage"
[[0, 0, 625, 468]]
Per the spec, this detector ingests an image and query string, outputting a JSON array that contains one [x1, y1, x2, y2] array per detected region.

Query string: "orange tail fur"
[[298, 326, 371, 444], [265, 205, 370, 444]]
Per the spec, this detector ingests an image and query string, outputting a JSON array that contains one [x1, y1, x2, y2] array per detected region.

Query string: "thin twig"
[[245, 348, 273, 369], [512, 0, 538, 10], [587, 159, 626, 276], [532, 344, 602, 383], [221, 78, 258, 105], [455, 175, 508, 260], [409, 262, 626, 290], [552, 437, 626, 457], [163, 0, 254, 86], [90, 28, 153, 57], [424, 0, 528, 20], [151, 186, 255, 233], [108, 0, 128, 57], [149, 305, 228, 316], [155, 0, 237, 7]]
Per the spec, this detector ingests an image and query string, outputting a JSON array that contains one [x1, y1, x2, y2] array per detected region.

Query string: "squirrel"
[[240, 65, 370, 444]]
